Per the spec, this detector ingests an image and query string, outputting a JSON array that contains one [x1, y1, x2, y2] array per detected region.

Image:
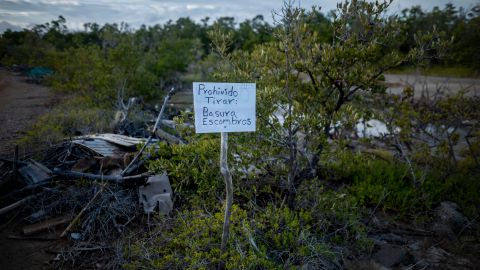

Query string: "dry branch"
[[52, 169, 150, 184], [122, 87, 176, 176]]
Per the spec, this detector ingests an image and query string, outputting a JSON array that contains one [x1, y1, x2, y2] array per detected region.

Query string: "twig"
[[122, 87, 176, 176], [394, 137, 417, 186], [60, 184, 106, 238]]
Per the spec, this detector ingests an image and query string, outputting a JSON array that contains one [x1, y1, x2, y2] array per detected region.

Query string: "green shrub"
[[324, 150, 434, 216], [124, 203, 345, 269], [124, 205, 276, 270], [297, 183, 370, 249], [147, 139, 222, 204], [324, 149, 480, 218]]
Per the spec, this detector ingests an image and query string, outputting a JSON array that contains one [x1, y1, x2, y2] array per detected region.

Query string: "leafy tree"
[[210, 0, 446, 209], [399, 3, 480, 69]]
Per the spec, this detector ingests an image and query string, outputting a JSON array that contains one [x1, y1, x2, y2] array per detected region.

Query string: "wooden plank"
[[22, 215, 72, 236], [0, 194, 37, 216], [155, 129, 185, 145]]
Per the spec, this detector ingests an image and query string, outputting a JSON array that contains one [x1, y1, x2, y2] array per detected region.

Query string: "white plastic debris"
[[139, 172, 173, 215]]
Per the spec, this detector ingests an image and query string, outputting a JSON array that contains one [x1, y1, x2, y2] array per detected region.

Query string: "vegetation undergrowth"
[[19, 95, 114, 152], [1, 0, 479, 269]]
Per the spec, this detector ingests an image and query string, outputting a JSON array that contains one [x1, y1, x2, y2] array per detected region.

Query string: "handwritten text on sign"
[[193, 82, 256, 133]]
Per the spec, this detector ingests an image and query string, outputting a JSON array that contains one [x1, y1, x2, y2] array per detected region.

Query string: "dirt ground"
[[0, 69, 54, 156], [385, 73, 480, 98], [0, 69, 58, 270]]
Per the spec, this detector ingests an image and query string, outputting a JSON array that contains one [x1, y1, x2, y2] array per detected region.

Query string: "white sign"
[[193, 82, 256, 133]]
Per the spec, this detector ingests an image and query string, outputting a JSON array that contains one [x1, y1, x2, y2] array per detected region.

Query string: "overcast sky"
[[0, 0, 478, 31]]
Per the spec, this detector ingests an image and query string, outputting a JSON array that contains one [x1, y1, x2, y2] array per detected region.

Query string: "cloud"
[[0, 20, 22, 32], [0, 0, 477, 31]]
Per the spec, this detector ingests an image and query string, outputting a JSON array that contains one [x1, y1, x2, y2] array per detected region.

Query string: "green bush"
[[124, 205, 275, 270], [324, 150, 434, 215], [324, 149, 480, 218], [124, 203, 350, 269], [297, 183, 370, 249], [147, 139, 222, 204]]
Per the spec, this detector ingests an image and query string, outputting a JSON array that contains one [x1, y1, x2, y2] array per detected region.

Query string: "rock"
[[373, 244, 414, 268], [432, 201, 469, 238], [425, 246, 450, 265], [410, 245, 473, 270]]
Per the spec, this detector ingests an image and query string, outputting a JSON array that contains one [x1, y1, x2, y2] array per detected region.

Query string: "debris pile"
[[0, 90, 180, 267], [0, 132, 175, 267]]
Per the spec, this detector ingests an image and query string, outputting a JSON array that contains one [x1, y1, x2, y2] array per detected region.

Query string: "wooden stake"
[[220, 132, 233, 254]]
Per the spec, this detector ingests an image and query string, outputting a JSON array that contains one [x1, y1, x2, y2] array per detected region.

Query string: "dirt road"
[[0, 70, 53, 156], [385, 73, 480, 98]]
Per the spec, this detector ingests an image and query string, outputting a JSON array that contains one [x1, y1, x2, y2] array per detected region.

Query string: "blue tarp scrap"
[[27, 67, 54, 79]]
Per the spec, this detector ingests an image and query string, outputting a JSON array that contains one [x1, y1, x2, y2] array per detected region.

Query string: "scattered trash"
[[139, 172, 173, 215], [0, 89, 182, 267], [0, 132, 175, 264], [27, 66, 54, 80], [70, 232, 82, 240]]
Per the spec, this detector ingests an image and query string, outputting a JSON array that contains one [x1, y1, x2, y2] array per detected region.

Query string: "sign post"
[[193, 82, 256, 254]]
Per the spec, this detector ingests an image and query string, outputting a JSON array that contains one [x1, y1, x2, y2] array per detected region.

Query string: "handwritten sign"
[[193, 82, 256, 133]]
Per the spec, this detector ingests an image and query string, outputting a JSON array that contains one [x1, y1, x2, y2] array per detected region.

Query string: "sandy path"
[[0, 70, 53, 156]]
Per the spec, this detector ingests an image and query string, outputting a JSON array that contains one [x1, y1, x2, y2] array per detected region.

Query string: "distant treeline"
[[0, 3, 478, 101]]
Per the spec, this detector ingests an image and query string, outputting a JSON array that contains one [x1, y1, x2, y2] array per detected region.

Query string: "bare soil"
[[384, 73, 480, 98], [0, 69, 58, 269], [0, 69, 54, 156]]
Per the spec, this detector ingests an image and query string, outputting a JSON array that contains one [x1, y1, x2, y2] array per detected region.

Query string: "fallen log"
[[22, 215, 72, 236], [52, 168, 150, 184]]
